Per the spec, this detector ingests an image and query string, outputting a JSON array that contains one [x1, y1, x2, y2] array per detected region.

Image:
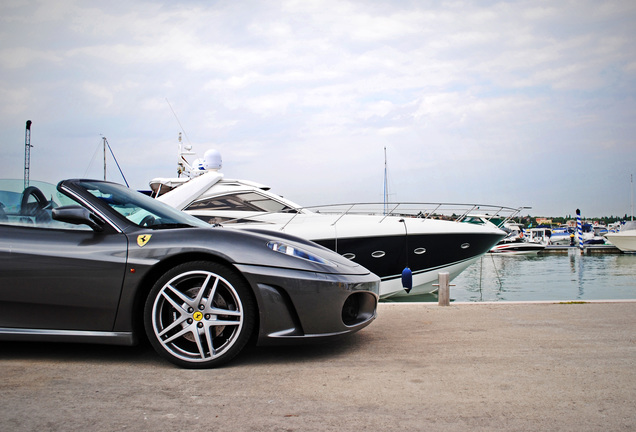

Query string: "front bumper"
[[234, 264, 379, 344]]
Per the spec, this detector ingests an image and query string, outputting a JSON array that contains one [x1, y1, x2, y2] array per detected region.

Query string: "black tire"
[[144, 261, 256, 368]]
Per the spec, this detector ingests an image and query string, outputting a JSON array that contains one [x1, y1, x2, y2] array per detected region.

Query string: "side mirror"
[[52, 205, 104, 232]]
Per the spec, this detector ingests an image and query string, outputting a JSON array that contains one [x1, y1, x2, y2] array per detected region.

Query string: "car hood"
[[127, 224, 370, 276]]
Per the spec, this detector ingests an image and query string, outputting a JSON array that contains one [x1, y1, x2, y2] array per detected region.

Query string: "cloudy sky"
[[1, 0, 635, 218]]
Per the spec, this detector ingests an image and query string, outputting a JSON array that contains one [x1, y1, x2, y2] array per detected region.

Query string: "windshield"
[[0, 179, 88, 230], [79, 180, 210, 229], [186, 191, 298, 213], [0, 179, 78, 211]]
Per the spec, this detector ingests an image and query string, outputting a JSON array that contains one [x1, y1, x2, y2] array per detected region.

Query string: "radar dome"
[[203, 149, 222, 171]]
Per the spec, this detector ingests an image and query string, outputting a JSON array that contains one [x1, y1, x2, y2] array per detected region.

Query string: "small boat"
[[527, 227, 552, 245], [604, 221, 636, 253], [490, 238, 546, 254], [549, 226, 574, 245], [150, 139, 514, 298], [580, 223, 608, 245], [489, 223, 546, 254]]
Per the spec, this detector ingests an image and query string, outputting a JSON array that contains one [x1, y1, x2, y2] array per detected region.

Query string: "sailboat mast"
[[631, 174, 634, 222], [24, 120, 32, 189], [103, 136, 107, 181], [383, 146, 388, 215]]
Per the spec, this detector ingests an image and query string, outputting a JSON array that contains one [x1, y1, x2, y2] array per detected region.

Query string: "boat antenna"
[[166, 98, 192, 147]]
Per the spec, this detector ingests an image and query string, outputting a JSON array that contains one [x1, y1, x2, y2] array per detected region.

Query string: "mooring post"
[[576, 209, 584, 255], [436, 272, 451, 306]]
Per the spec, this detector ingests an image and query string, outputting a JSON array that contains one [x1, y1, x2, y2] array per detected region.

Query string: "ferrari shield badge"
[[137, 234, 152, 247]]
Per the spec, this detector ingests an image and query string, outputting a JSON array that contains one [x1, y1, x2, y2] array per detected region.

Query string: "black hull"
[[314, 232, 504, 281]]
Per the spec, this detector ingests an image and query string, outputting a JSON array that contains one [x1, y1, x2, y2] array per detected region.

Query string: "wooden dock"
[[542, 244, 621, 254]]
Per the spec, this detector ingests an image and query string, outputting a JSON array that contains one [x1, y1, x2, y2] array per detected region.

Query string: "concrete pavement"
[[1, 301, 635, 431]]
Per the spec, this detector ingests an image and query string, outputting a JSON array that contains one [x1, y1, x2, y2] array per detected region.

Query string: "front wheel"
[[144, 261, 256, 368]]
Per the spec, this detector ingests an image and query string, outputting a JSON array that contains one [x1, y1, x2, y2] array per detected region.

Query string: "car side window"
[[0, 180, 91, 231]]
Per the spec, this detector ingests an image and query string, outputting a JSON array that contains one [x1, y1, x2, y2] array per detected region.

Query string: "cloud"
[[0, 0, 634, 217]]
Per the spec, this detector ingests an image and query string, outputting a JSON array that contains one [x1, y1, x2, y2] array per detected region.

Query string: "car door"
[[0, 190, 128, 332]]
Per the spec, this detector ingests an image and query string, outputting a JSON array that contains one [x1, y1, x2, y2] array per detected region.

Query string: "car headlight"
[[267, 241, 328, 264]]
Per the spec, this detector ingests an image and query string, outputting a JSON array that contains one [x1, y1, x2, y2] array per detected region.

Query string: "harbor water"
[[384, 249, 636, 303]]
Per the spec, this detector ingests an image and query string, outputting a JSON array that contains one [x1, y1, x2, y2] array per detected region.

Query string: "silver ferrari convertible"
[[0, 179, 379, 368]]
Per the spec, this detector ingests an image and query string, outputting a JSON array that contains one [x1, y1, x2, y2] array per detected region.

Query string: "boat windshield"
[[185, 192, 298, 214], [79, 180, 210, 229]]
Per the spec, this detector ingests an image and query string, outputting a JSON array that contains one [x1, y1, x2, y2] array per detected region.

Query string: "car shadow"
[[234, 331, 370, 367], [0, 340, 164, 367], [0, 331, 371, 369]]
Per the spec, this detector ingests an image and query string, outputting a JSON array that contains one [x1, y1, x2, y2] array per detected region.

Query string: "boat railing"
[[219, 202, 529, 230], [305, 202, 528, 226]]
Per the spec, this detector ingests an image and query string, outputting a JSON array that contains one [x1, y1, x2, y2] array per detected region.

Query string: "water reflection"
[[577, 250, 584, 299], [382, 252, 636, 303]]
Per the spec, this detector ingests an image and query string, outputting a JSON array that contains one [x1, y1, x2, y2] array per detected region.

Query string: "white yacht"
[[151, 141, 511, 298], [604, 221, 636, 253]]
